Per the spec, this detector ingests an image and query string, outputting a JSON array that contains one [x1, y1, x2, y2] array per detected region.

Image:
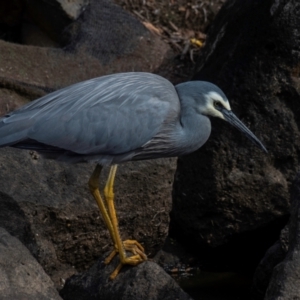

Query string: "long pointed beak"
[[221, 109, 267, 153]]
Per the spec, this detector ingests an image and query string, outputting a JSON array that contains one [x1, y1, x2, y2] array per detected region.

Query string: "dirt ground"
[[113, 0, 226, 82], [114, 0, 225, 41]]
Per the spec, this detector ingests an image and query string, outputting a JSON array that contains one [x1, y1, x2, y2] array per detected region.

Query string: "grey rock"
[[171, 0, 298, 253], [55, 0, 89, 20], [60, 257, 193, 300], [65, 0, 149, 62], [25, 0, 154, 63], [0, 227, 62, 300], [265, 172, 300, 299], [0, 147, 175, 288], [252, 227, 289, 299]]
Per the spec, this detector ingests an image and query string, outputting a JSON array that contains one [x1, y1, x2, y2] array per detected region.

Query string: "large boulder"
[[0, 147, 175, 288], [0, 227, 62, 300], [171, 0, 299, 265], [264, 172, 300, 299], [60, 257, 193, 300], [251, 227, 289, 299], [25, 0, 156, 64]]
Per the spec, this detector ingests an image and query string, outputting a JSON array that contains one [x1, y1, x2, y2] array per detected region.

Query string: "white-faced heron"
[[0, 72, 266, 279]]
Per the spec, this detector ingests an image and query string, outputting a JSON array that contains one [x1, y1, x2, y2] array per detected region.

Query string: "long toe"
[[104, 249, 118, 265], [123, 239, 145, 252], [104, 240, 147, 265], [123, 240, 147, 260], [109, 253, 146, 280]]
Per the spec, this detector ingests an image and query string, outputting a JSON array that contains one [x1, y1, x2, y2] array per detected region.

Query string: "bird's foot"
[[123, 239, 147, 259], [104, 239, 147, 280], [104, 239, 147, 264], [109, 253, 146, 280]]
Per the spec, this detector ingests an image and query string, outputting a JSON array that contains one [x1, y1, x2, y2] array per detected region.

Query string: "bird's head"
[[178, 81, 267, 153]]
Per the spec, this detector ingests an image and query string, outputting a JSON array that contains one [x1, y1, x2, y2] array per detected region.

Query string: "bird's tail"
[[0, 115, 31, 147]]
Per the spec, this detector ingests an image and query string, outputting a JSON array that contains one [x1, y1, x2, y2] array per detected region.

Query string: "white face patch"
[[206, 91, 231, 111], [201, 91, 231, 120], [207, 91, 224, 102]]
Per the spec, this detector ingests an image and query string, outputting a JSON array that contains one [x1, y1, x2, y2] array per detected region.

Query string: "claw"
[[109, 254, 146, 280], [104, 249, 118, 265], [123, 240, 147, 260], [104, 239, 148, 265]]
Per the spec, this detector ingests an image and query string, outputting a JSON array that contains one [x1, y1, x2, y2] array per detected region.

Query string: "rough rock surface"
[[0, 0, 169, 81], [64, 0, 149, 62], [26, 0, 152, 63], [0, 147, 175, 288], [0, 227, 62, 300], [264, 172, 300, 299], [171, 0, 299, 258], [251, 226, 289, 299], [60, 257, 193, 300]]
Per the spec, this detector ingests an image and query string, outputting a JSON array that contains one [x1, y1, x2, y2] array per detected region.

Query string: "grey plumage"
[[0, 72, 268, 280], [0, 72, 266, 165]]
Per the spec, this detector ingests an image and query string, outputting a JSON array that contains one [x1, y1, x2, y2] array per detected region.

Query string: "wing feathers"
[[0, 73, 180, 158]]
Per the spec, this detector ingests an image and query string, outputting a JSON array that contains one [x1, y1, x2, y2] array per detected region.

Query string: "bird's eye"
[[213, 101, 222, 109]]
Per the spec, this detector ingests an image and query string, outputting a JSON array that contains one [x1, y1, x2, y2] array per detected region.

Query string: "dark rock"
[[251, 226, 289, 299], [25, 0, 89, 45], [171, 0, 299, 262], [60, 257, 193, 300], [64, 0, 149, 62], [25, 0, 159, 64], [153, 236, 194, 269], [0, 0, 24, 43], [264, 172, 300, 299], [0, 191, 37, 256], [0, 227, 62, 300], [0, 147, 175, 288]]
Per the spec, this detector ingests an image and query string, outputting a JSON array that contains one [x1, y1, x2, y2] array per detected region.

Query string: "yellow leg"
[[104, 165, 147, 280], [88, 165, 116, 243]]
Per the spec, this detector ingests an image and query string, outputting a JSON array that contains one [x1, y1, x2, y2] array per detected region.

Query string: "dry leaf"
[[143, 21, 162, 35]]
